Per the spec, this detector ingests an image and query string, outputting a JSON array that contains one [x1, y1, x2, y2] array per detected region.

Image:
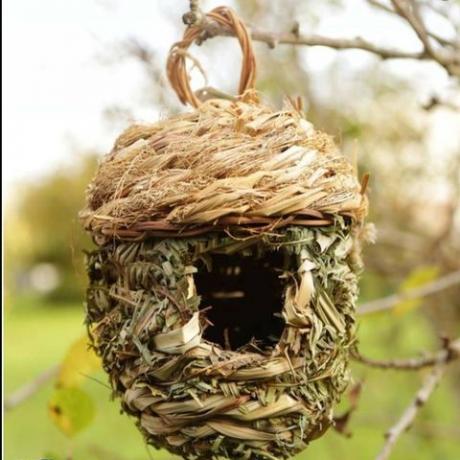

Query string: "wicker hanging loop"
[[167, 6, 257, 107]]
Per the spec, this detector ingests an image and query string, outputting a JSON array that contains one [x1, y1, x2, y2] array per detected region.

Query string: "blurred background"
[[3, 0, 460, 459]]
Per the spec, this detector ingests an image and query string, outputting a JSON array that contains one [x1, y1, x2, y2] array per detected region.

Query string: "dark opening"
[[195, 250, 288, 351]]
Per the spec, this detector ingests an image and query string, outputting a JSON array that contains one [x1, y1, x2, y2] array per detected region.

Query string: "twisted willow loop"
[[81, 6, 368, 459], [167, 6, 256, 107]]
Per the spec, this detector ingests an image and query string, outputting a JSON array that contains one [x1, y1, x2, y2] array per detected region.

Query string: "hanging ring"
[[167, 6, 257, 107]]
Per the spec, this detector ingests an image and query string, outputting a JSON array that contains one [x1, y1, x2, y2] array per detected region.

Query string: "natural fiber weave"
[[81, 96, 368, 459], [81, 6, 368, 459], [81, 95, 366, 243], [167, 6, 256, 108], [86, 221, 361, 459]]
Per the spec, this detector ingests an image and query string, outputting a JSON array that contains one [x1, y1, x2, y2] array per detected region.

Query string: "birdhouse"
[[80, 7, 368, 459]]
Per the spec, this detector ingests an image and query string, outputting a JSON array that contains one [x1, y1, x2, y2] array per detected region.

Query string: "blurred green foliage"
[[4, 296, 460, 460], [5, 154, 98, 302], [4, 1, 460, 459]]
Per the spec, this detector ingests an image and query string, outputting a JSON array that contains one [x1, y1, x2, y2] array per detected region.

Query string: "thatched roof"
[[81, 94, 367, 241]]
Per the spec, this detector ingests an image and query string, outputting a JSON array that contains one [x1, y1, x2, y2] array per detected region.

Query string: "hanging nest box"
[[80, 7, 368, 460]]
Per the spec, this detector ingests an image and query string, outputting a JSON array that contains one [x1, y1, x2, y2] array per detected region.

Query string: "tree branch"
[[358, 269, 460, 315], [182, 0, 204, 26], [186, 2, 460, 77], [390, 0, 434, 55], [199, 18, 427, 60], [376, 364, 446, 460], [4, 365, 59, 412], [375, 337, 459, 460], [367, 0, 456, 48], [353, 338, 460, 370]]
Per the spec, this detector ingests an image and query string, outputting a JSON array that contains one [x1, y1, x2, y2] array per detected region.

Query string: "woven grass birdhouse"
[[81, 7, 368, 460]]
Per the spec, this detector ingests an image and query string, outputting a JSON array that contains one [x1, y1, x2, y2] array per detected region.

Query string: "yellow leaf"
[[58, 335, 100, 387], [393, 265, 440, 316]]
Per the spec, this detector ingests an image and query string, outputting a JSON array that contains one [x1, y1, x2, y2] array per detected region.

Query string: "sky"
[[3, 0, 460, 201], [3, 0, 178, 199]]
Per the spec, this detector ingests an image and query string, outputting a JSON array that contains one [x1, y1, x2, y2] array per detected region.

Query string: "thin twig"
[[183, 0, 203, 26], [358, 269, 460, 315], [200, 18, 426, 59], [375, 338, 459, 460], [192, 8, 460, 76], [391, 0, 460, 74], [4, 364, 59, 411], [377, 365, 445, 460], [353, 338, 460, 370], [390, 0, 434, 55], [419, 0, 460, 48], [367, 0, 455, 48]]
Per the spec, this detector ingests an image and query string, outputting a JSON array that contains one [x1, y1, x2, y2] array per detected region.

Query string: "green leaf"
[[49, 387, 95, 437], [393, 265, 440, 316]]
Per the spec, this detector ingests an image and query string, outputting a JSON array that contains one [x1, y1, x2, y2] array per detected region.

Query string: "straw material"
[[80, 95, 367, 243], [86, 221, 362, 459], [81, 8, 368, 456], [81, 90, 369, 459], [167, 6, 257, 108]]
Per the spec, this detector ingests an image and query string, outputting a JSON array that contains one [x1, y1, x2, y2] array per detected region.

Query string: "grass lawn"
[[4, 296, 460, 460]]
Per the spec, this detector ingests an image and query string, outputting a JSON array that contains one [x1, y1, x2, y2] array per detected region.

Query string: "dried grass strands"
[[81, 8, 368, 457], [80, 97, 367, 242], [85, 222, 361, 459]]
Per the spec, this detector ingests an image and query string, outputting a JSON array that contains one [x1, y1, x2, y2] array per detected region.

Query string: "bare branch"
[[419, 1, 460, 49], [358, 269, 460, 315], [4, 365, 59, 411], [183, 0, 204, 26], [391, 0, 434, 54], [353, 338, 460, 370], [375, 338, 459, 460], [376, 364, 446, 460], [199, 18, 427, 60], [368, 0, 397, 15], [390, 0, 460, 74], [189, 3, 460, 77], [367, 0, 456, 48], [419, 0, 446, 16]]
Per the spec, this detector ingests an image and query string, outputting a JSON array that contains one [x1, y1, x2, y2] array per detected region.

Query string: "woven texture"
[[86, 223, 361, 459], [81, 96, 367, 242], [81, 91, 368, 459], [81, 7, 368, 458]]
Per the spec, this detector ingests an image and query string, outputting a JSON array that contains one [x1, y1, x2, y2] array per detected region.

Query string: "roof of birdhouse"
[[80, 95, 368, 241]]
